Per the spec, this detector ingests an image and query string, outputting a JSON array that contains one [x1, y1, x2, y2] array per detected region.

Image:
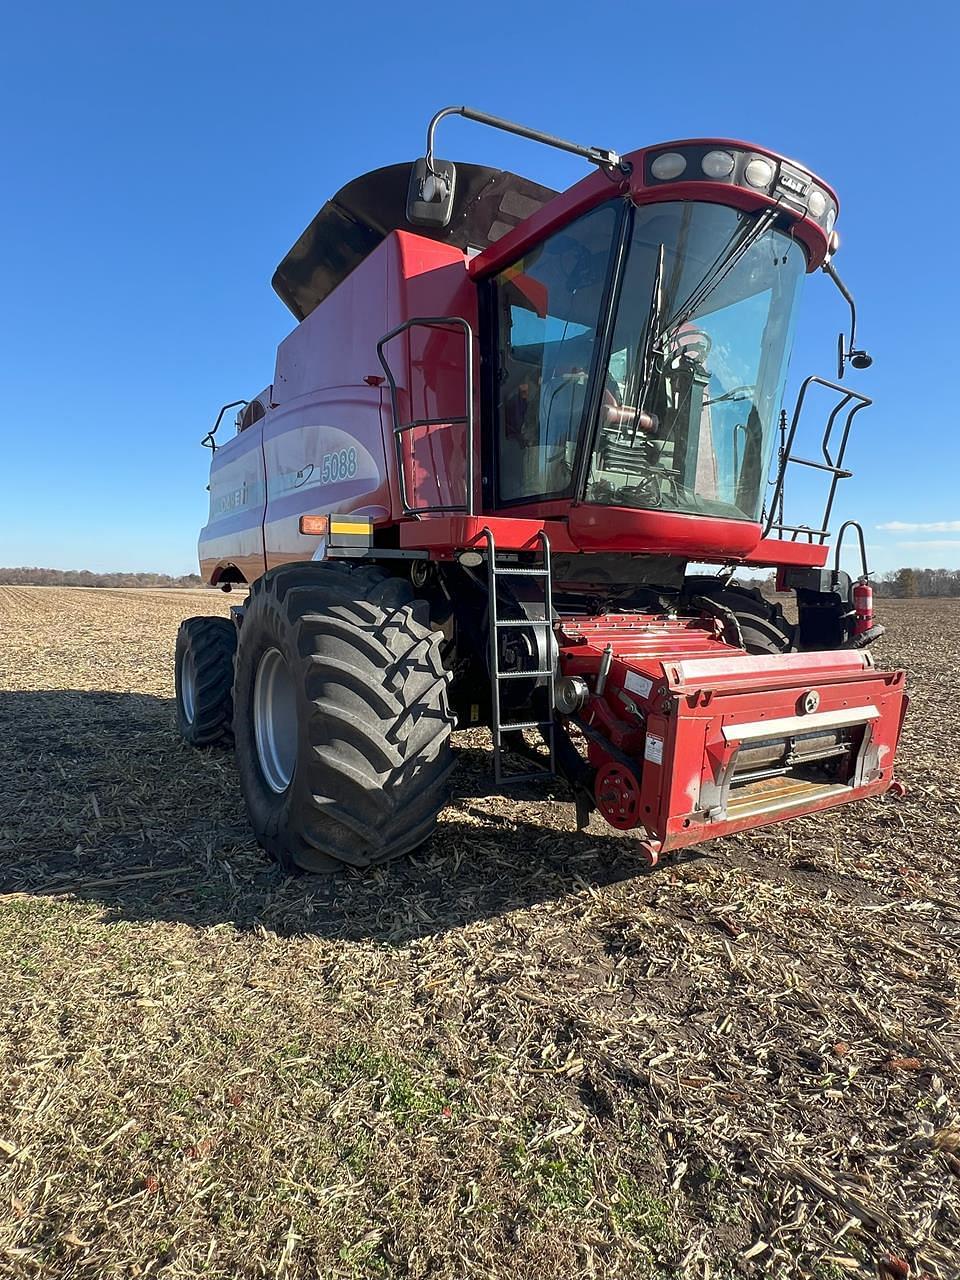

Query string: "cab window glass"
[[588, 202, 805, 520], [493, 202, 619, 503]]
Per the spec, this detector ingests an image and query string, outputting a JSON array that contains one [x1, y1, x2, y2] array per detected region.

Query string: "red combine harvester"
[[177, 106, 907, 872]]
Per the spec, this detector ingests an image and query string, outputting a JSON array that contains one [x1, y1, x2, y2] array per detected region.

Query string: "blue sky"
[[1, 1, 957, 576]]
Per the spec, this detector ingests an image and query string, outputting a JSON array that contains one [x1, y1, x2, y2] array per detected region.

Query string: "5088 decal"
[[320, 447, 358, 484]]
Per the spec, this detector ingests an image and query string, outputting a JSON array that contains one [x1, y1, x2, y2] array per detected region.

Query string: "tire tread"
[[234, 562, 454, 872]]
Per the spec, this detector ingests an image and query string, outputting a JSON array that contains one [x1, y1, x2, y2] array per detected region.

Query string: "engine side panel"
[[200, 232, 480, 581], [262, 387, 392, 569], [198, 424, 267, 584]]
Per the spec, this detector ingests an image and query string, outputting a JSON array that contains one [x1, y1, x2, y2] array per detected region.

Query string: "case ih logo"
[[779, 171, 808, 197], [214, 482, 248, 515]]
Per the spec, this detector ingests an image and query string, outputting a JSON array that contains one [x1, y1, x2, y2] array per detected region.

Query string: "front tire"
[[685, 577, 793, 654], [175, 616, 237, 747], [233, 563, 454, 872]]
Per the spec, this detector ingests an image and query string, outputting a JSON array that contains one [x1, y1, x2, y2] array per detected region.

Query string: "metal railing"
[[763, 375, 872, 544], [376, 316, 475, 517], [201, 400, 248, 453]]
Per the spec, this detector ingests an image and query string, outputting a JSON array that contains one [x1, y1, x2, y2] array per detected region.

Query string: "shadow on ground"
[[1, 690, 699, 942]]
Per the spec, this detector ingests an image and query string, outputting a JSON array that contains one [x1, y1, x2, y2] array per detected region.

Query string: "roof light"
[[744, 157, 775, 189], [807, 188, 827, 219], [826, 207, 837, 233], [701, 150, 735, 178], [650, 152, 687, 180]]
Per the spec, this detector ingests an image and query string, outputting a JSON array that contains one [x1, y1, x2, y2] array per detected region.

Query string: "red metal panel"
[[556, 612, 907, 855], [476, 506, 833, 568], [393, 234, 481, 515], [399, 515, 578, 555], [272, 238, 397, 402], [649, 661, 905, 852], [662, 648, 873, 692], [399, 507, 838, 569], [567, 504, 761, 557], [738, 538, 829, 568], [262, 387, 393, 570]]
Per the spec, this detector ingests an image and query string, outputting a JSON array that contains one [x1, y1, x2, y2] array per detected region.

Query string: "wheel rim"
[[181, 651, 197, 725], [253, 647, 297, 793]]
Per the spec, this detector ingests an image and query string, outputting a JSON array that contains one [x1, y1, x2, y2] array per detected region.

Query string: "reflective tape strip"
[[330, 520, 373, 536], [722, 705, 880, 744]]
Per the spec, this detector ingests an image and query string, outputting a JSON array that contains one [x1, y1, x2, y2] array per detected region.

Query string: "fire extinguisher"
[[852, 577, 874, 637]]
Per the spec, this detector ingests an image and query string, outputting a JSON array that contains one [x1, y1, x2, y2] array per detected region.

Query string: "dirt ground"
[[0, 585, 958, 1280]]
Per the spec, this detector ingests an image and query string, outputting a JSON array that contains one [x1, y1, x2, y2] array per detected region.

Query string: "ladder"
[[482, 527, 556, 785]]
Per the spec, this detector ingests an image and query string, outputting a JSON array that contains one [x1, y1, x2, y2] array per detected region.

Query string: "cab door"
[[485, 202, 620, 510]]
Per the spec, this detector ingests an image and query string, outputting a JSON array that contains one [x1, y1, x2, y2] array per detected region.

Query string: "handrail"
[[763, 375, 872, 545], [201, 400, 248, 453], [376, 316, 475, 517], [833, 519, 870, 580]]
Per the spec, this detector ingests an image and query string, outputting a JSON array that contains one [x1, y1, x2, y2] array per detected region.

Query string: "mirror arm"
[[823, 260, 872, 375], [823, 260, 858, 352], [425, 105, 630, 178]]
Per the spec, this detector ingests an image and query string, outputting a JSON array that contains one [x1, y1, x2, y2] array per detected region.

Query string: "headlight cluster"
[[645, 144, 836, 233]]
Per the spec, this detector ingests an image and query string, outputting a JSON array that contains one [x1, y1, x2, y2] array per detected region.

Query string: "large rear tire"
[[175, 616, 237, 747], [233, 562, 454, 872]]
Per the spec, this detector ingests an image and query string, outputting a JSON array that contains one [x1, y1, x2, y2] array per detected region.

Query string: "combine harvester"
[[177, 106, 907, 871]]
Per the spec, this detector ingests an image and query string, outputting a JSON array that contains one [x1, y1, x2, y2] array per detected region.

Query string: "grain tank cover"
[[272, 162, 557, 321]]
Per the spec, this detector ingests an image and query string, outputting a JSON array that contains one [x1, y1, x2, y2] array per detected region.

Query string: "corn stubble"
[[0, 585, 958, 1279]]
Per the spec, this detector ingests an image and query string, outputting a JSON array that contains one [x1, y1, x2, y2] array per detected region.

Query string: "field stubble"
[[0, 585, 958, 1279]]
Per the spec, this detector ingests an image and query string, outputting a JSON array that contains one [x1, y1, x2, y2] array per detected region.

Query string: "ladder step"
[[484, 525, 556, 784], [499, 768, 553, 784], [784, 456, 853, 477], [490, 567, 550, 576], [775, 522, 830, 538]]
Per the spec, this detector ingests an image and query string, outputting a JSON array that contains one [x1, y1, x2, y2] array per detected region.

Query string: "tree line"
[[0, 567, 206, 589], [873, 567, 960, 598], [752, 568, 960, 596], [744, 567, 960, 598]]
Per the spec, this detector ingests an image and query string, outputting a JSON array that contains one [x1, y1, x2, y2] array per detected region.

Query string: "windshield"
[[586, 201, 805, 521]]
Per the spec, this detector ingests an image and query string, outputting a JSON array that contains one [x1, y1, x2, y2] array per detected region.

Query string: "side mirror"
[[406, 157, 457, 228], [837, 331, 873, 378]]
